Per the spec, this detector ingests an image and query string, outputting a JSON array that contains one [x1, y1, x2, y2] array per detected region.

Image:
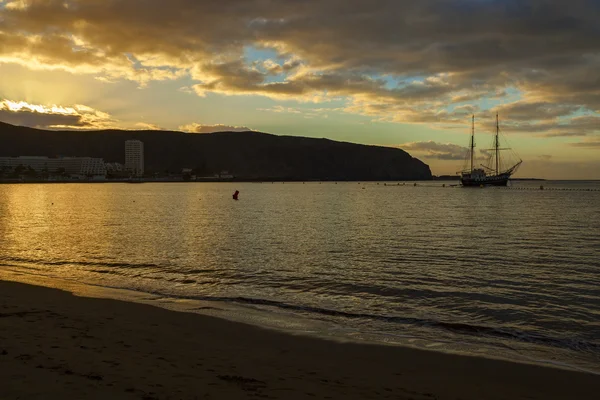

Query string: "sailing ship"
[[459, 113, 522, 187]]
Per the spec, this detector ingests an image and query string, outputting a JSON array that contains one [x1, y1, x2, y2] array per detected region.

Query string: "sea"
[[1, 181, 599, 374]]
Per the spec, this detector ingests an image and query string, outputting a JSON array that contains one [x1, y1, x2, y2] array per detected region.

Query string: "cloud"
[[259, 58, 303, 75], [498, 114, 600, 137], [258, 105, 339, 118], [398, 141, 468, 160], [178, 123, 253, 134], [134, 122, 163, 130], [258, 105, 302, 114], [0, 0, 599, 135], [569, 139, 600, 148], [178, 86, 195, 95], [518, 159, 600, 180], [495, 101, 581, 122], [0, 99, 116, 129]]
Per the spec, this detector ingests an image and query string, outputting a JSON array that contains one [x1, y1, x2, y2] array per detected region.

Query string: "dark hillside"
[[0, 122, 431, 180]]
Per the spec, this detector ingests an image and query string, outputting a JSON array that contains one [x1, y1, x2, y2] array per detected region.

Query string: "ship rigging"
[[459, 114, 522, 187]]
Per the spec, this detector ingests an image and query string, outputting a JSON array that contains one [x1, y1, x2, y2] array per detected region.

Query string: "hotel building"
[[125, 140, 144, 177], [0, 156, 107, 177]]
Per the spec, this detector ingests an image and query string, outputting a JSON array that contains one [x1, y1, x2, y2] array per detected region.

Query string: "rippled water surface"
[[1, 181, 599, 372]]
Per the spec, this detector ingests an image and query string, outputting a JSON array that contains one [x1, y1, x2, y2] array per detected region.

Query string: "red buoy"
[[233, 190, 239, 200]]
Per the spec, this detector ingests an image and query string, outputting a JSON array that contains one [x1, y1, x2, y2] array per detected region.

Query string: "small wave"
[[3, 255, 599, 356], [127, 291, 600, 354], [0, 255, 162, 270]]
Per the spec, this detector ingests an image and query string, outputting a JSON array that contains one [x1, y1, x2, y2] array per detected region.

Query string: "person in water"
[[233, 190, 239, 200]]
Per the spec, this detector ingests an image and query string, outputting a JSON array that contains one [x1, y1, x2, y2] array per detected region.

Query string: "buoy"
[[233, 190, 239, 200], [540, 185, 544, 190], [414, 183, 417, 187]]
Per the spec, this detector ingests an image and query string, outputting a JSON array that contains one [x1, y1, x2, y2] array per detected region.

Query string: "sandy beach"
[[0, 280, 598, 400]]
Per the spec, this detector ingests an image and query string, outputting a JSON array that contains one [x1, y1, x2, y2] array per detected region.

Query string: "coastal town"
[[0, 139, 234, 183]]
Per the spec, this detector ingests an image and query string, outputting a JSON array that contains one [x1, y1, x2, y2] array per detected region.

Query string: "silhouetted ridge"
[[0, 122, 431, 180]]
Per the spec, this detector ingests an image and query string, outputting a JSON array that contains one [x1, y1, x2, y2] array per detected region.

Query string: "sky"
[[0, 0, 599, 179]]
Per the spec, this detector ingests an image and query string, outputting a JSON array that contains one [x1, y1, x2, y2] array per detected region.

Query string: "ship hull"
[[460, 174, 510, 187]]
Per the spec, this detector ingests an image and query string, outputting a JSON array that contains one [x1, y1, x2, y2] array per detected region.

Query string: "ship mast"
[[495, 112, 499, 176], [470, 115, 475, 173]]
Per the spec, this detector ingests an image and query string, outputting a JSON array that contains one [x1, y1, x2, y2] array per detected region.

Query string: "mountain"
[[0, 121, 432, 181]]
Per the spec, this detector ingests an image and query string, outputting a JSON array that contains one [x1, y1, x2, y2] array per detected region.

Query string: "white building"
[[105, 162, 124, 173], [78, 158, 107, 176], [0, 156, 53, 172], [0, 156, 107, 177], [125, 140, 144, 177]]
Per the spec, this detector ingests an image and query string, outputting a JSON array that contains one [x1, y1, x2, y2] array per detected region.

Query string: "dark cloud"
[[0, 108, 86, 128], [496, 114, 600, 137], [3, 1, 598, 77], [1, 0, 599, 134], [495, 102, 581, 121], [0, 100, 115, 129]]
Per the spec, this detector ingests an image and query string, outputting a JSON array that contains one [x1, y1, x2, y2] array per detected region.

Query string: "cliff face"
[[0, 122, 432, 180]]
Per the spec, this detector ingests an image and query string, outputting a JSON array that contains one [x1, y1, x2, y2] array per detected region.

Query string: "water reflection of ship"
[[459, 114, 522, 187]]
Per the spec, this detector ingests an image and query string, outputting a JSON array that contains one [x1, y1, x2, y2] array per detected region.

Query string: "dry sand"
[[1, 280, 598, 399]]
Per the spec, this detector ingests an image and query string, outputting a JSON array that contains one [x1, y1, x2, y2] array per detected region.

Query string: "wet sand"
[[1, 280, 598, 399]]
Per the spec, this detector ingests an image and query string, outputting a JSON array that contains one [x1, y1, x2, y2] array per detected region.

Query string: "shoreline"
[[1, 269, 598, 376], [1, 178, 435, 184], [2, 179, 599, 186], [1, 278, 599, 399]]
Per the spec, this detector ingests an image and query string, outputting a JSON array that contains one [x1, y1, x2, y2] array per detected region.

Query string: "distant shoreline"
[[433, 176, 547, 181], [0, 178, 433, 184], [511, 178, 547, 181], [3, 178, 599, 185]]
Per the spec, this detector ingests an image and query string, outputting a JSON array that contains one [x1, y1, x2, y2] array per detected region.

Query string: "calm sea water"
[[1, 181, 599, 372]]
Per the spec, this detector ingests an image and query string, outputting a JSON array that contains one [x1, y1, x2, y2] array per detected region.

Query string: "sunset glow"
[[0, 0, 599, 178]]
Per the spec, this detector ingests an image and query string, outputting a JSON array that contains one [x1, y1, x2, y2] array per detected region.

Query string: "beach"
[[1, 280, 598, 400]]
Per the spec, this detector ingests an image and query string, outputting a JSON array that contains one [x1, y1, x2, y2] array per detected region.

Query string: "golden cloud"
[[178, 123, 253, 134], [0, 0, 598, 137], [0, 99, 116, 129]]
